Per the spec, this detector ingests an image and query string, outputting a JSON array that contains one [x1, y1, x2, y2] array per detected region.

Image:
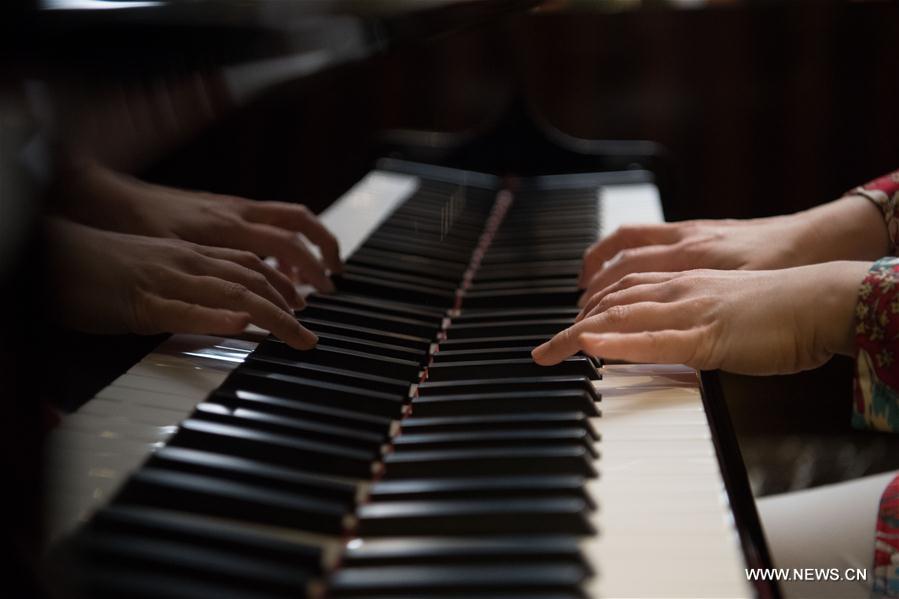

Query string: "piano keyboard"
[[46, 161, 754, 598]]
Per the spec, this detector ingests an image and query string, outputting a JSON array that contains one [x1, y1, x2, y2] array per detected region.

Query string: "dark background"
[[153, 1, 899, 224]]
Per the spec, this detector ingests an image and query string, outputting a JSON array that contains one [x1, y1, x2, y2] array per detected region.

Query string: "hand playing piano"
[[47, 218, 318, 349], [60, 161, 342, 292], [534, 261, 870, 375], [578, 195, 888, 306]]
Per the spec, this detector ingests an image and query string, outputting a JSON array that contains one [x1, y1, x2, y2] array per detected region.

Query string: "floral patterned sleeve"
[[850, 170, 899, 431], [847, 171, 899, 597]]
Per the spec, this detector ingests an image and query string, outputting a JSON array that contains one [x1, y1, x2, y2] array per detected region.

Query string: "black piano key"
[[193, 402, 385, 453], [473, 265, 582, 282], [332, 272, 459, 307], [299, 317, 432, 351], [367, 475, 594, 508], [73, 531, 312, 595], [382, 211, 483, 231], [451, 307, 580, 323], [445, 319, 574, 339], [171, 419, 377, 478], [256, 343, 421, 381], [148, 446, 358, 506], [343, 264, 460, 292], [115, 468, 351, 533], [364, 229, 478, 252], [377, 220, 482, 240], [349, 250, 467, 281], [299, 302, 442, 338], [479, 249, 588, 265], [306, 292, 447, 320], [382, 446, 597, 478], [425, 358, 599, 382], [260, 334, 427, 366], [391, 428, 597, 457], [329, 562, 589, 598], [76, 565, 292, 599], [226, 370, 405, 418], [90, 504, 323, 572], [400, 412, 598, 440], [356, 497, 594, 536], [438, 334, 552, 351], [211, 389, 394, 435], [411, 389, 599, 418], [467, 279, 579, 292], [341, 535, 589, 570], [462, 286, 581, 309], [362, 235, 473, 263], [492, 227, 597, 241], [389, 204, 486, 226], [433, 346, 540, 362], [418, 376, 600, 403], [245, 355, 411, 396]]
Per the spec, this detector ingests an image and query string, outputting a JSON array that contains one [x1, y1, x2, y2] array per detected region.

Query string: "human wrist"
[[60, 162, 149, 234], [793, 196, 890, 263], [815, 260, 875, 357]]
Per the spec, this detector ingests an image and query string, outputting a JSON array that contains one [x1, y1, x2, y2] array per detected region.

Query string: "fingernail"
[[231, 312, 251, 330], [294, 327, 318, 350]]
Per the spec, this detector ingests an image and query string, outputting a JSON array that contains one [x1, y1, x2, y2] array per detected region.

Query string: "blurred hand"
[[63, 162, 341, 292], [578, 196, 888, 306], [48, 218, 317, 349], [534, 262, 870, 375]]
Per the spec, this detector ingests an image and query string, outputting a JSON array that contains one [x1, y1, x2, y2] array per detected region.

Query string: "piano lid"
[[27, 1, 541, 104]]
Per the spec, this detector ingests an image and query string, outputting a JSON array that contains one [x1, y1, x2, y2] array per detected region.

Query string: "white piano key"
[[586, 361, 752, 598], [95, 385, 202, 412], [598, 438, 717, 458], [77, 397, 189, 426], [319, 170, 419, 261], [599, 183, 665, 237], [59, 412, 177, 444]]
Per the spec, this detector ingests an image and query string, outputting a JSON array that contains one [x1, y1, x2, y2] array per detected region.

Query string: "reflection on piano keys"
[[46, 161, 752, 598]]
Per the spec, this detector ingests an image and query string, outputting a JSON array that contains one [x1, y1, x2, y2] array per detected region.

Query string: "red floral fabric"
[[848, 170, 899, 597], [874, 476, 899, 596], [848, 170, 899, 256]]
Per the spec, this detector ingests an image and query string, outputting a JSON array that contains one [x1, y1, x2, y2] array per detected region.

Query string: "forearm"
[[791, 195, 890, 264], [50, 158, 152, 235]]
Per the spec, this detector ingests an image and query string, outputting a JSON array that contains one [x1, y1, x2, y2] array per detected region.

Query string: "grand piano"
[[2, 1, 782, 597]]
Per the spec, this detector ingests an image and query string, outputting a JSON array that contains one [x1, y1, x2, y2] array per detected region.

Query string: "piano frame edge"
[[699, 369, 781, 599]]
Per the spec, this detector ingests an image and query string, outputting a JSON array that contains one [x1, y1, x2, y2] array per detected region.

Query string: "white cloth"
[[758, 470, 899, 598]]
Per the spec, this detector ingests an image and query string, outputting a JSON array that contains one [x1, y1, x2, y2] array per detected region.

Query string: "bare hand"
[[535, 262, 870, 375], [48, 218, 317, 349], [579, 196, 888, 306], [63, 162, 342, 292]]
